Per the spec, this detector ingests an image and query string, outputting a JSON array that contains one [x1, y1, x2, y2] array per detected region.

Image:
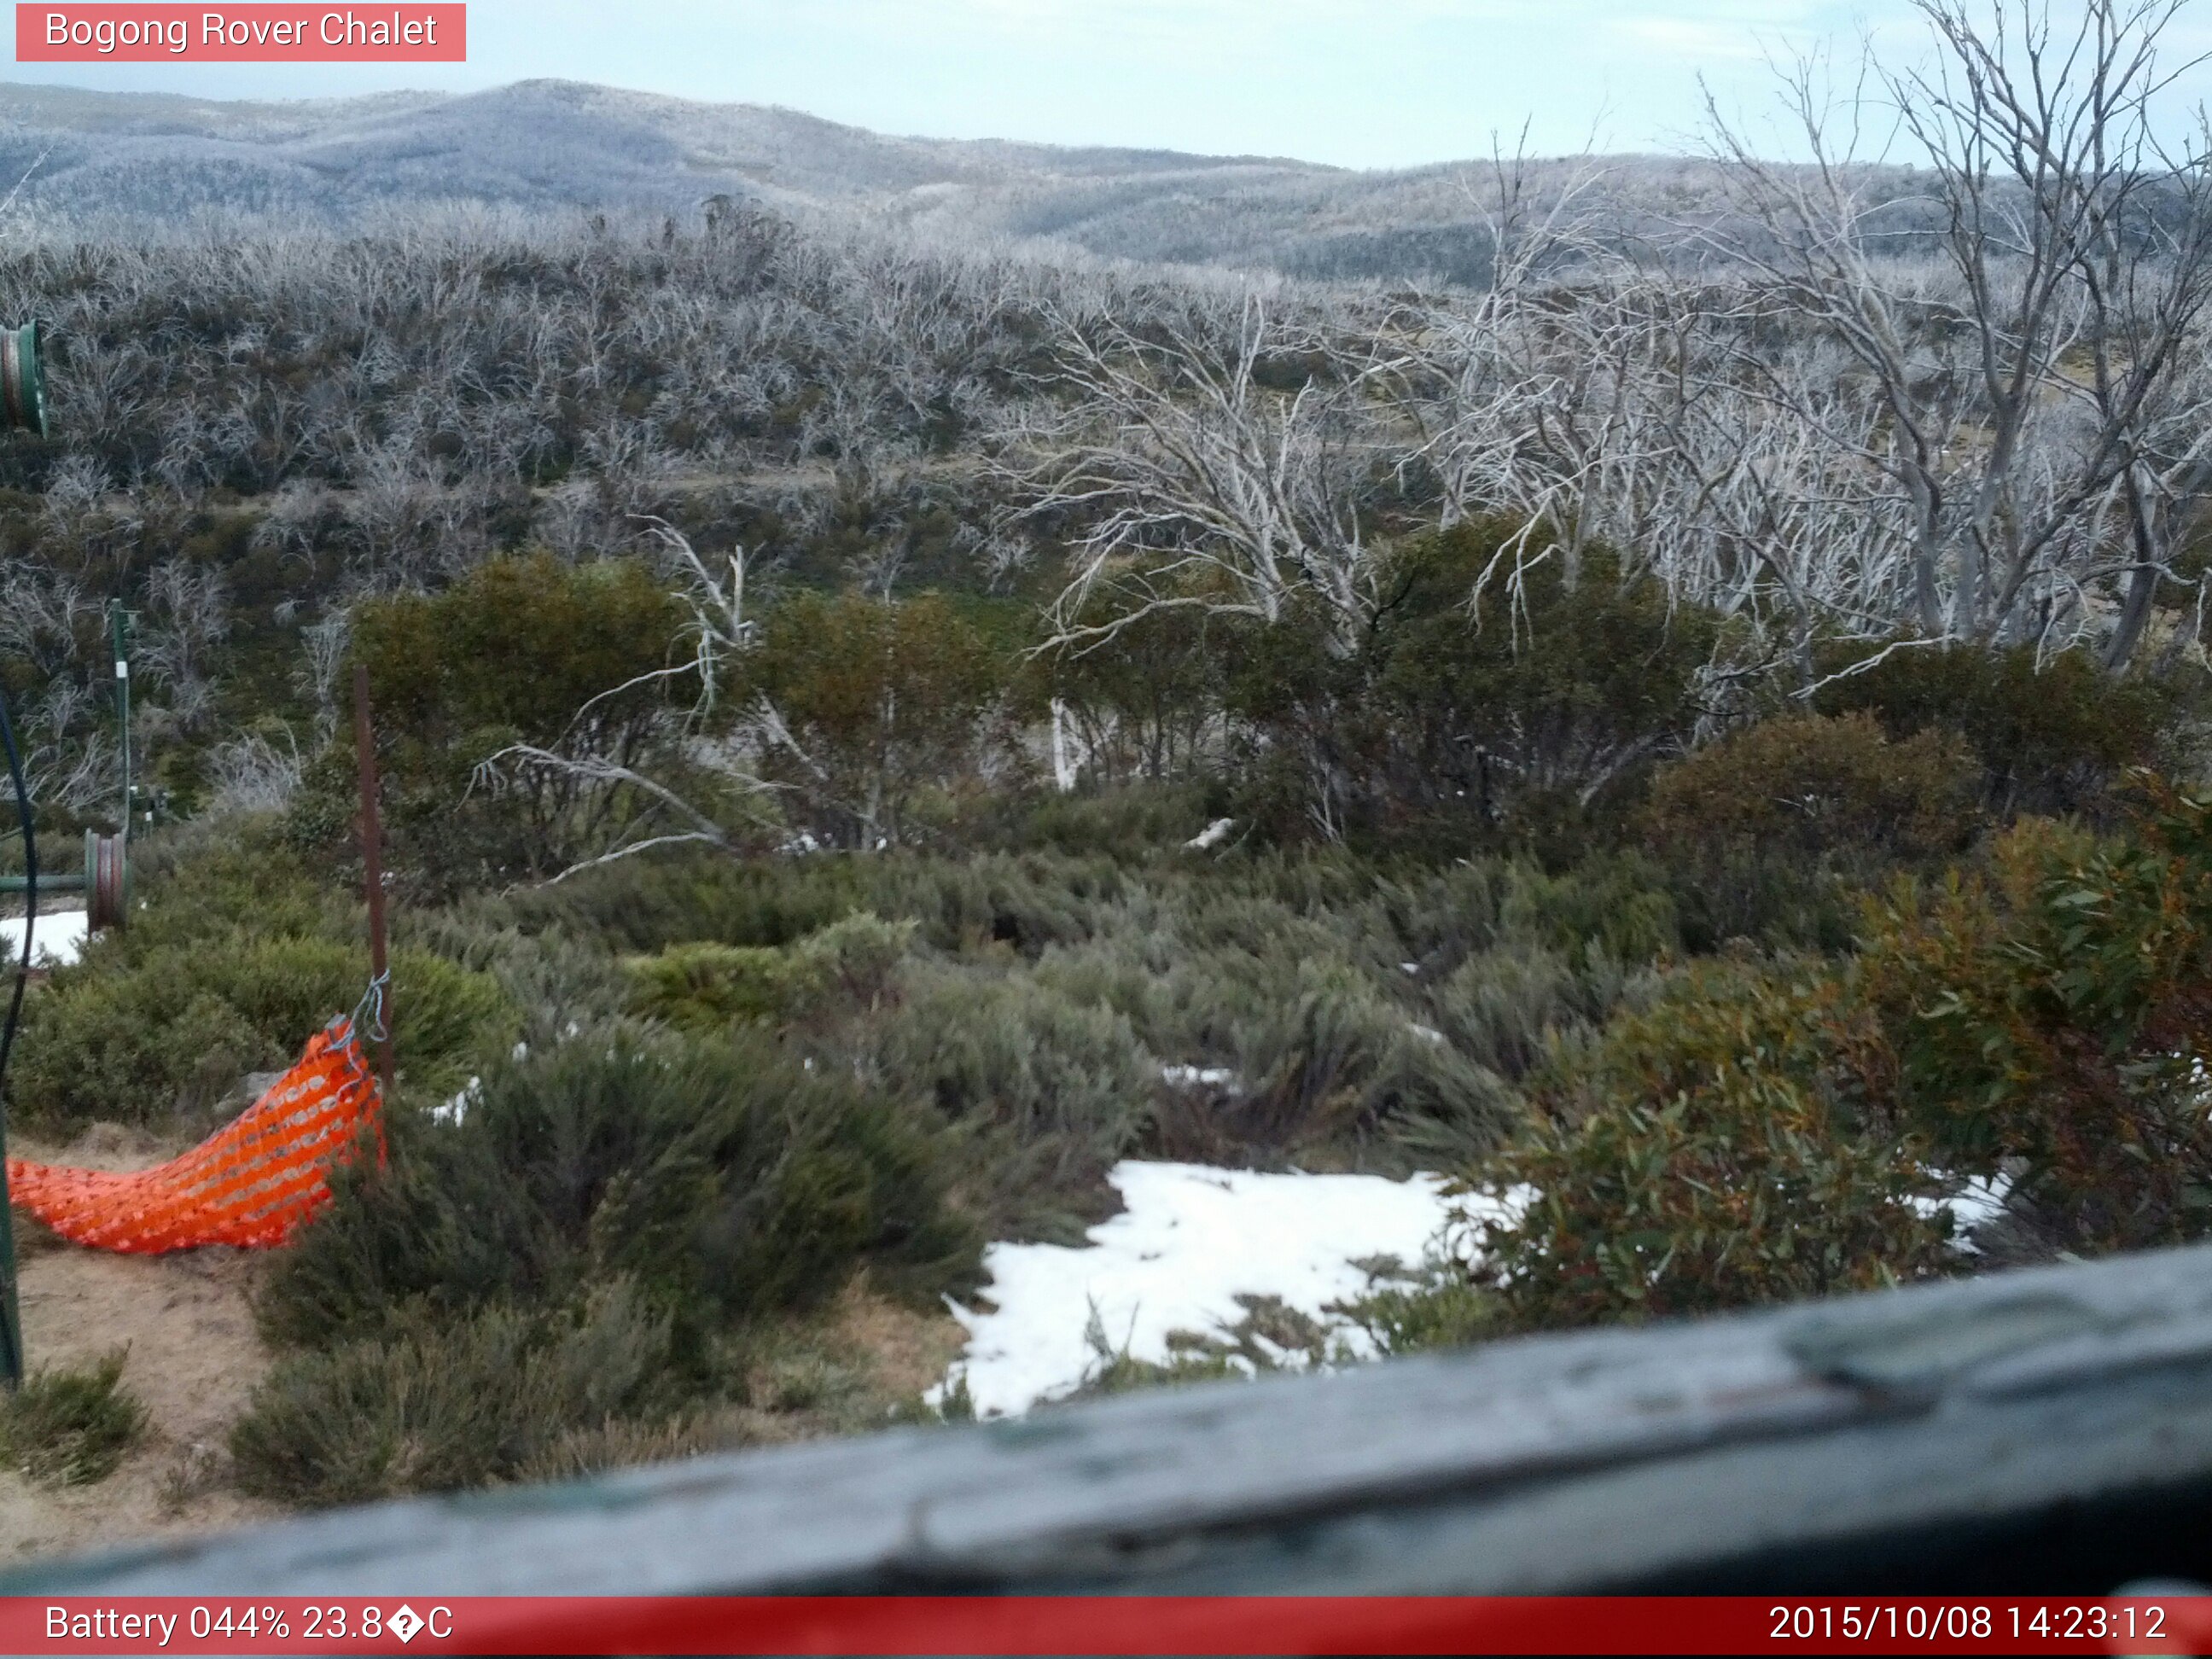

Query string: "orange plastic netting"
[[5, 1015, 383, 1254]]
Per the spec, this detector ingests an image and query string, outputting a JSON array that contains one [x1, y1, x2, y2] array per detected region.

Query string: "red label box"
[[15, 3, 464, 61]]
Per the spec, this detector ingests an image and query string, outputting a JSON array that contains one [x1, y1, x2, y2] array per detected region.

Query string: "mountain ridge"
[[0, 78, 1784, 282]]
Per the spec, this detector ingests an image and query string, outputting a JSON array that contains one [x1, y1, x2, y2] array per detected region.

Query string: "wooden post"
[[352, 665, 395, 1099]]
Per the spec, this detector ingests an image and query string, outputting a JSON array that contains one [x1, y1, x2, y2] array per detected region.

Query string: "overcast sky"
[[9, 1, 2212, 169]]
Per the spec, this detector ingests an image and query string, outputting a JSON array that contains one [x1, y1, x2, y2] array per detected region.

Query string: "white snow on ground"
[[1184, 818, 1237, 851], [935, 1160, 1526, 1419], [934, 1151, 2020, 1418], [1912, 1169, 2016, 1252], [433, 1078, 480, 1126], [1943, 1173, 2013, 1234], [432, 1041, 530, 1125], [0, 909, 88, 968], [1159, 1064, 1237, 1089]]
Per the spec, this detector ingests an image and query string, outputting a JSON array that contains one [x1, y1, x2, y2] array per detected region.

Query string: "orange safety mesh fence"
[[5, 1014, 383, 1254]]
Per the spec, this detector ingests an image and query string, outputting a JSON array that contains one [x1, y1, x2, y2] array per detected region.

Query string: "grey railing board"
[[9, 1324, 1880, 1595], [16, 1241, 2212, 1597]]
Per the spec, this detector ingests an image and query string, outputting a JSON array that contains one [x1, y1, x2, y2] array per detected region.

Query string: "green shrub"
[[398, 910, 632, 1048], [862, 853, 1122, 954], [625, 913, 916, 1033], [5, 1350, 148, 1487], [504, 850, 865, 954], [1491, 856, 1679, 969], [1429, 946, 1618, 1083], [116, 824, 346, 951], [873, 965, 1155, 1235], [1858, 799, 2212, 1251], [1472, 781, 2212, 1326], [1225, 526, 1724, 847], [510, 1410, 741, 1487], [1644, 713, 1977, 864], [1229, 959, 1511, 1160], [231, 1284, 679, 1507], [1658, 846, 1866, 958], [1809, 643, 2182, 818], [748, 589, 1011, 849], [998, 864, 1605, 1167], [799, 911, 917, 1005], [967, 783, 1225, 859], [1470, 965, 1952, 1330], [257, 1025, 979, 1355], [1333, 1260, 1499, 1357], [335, 554, 696, 892], [15, 933, 512, 1132], [626, 942, 817, 1032], [515, 847, 1121, 960], [1365, 855, 1677, 981]]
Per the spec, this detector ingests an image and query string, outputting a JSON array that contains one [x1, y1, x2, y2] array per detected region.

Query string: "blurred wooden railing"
[[15, 1243, 2212, 1596]]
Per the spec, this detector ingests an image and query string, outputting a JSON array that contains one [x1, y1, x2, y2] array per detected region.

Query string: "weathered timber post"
[[352, 665, 395, 1099]]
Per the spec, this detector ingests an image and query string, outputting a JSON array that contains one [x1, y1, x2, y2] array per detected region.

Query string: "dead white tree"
[[1701, 0, 2212, 665], [202, 728, 305, 816], [1002, 296, 1396, 660], [138, 558, 230, 733], [297, 610, 351, 740]]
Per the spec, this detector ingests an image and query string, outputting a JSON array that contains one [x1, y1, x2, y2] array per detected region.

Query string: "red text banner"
[[16, 4, 464, 61], [2, 1595, 2209, 1655]]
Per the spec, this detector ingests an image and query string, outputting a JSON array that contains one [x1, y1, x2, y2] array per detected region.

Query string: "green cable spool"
[[0, 323, 48, 438]]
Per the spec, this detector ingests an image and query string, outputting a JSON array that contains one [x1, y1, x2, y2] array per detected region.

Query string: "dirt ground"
[[828, 1275, 968, 1400], [0, 1124, 972, 1570], [0, 1121, 281, 1567]]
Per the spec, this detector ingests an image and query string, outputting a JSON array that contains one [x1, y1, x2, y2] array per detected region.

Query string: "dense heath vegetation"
[[15, 515, 2212, 1503], [15, 3, 2212, 1499]]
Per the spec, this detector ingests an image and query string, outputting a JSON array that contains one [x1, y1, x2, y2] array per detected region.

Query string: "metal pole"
[[352, 665, 395, 1099], [111, 603, 131, 846]]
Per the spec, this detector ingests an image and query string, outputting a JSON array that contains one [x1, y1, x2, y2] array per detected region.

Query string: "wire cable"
[[0, 684, 32, 1091], [0, 682, 32, 1385]]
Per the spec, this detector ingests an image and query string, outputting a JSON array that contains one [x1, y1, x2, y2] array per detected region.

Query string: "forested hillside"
[[8, 0, 2212, 1521]]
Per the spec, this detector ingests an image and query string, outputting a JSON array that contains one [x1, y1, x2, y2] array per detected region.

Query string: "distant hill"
[[0, 79, 1785, 283]]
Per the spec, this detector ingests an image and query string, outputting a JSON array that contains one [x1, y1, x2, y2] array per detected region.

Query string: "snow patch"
[[0, 910, 89, 968], [934, 1161, 1515, 1419], [433, 1041, 528, 1126], [1184, 818, 1236, 851], [1160, 1064, 1236, 1090], [433, 1078, 480, 1126], [1912, 1168, 2016, 1252]]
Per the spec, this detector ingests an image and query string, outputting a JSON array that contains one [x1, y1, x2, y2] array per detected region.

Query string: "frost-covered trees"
[[1004, 3, 2212, 679]]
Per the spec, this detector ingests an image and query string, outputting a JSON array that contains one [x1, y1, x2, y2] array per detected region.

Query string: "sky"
[[8, 1, 2212, 170]]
